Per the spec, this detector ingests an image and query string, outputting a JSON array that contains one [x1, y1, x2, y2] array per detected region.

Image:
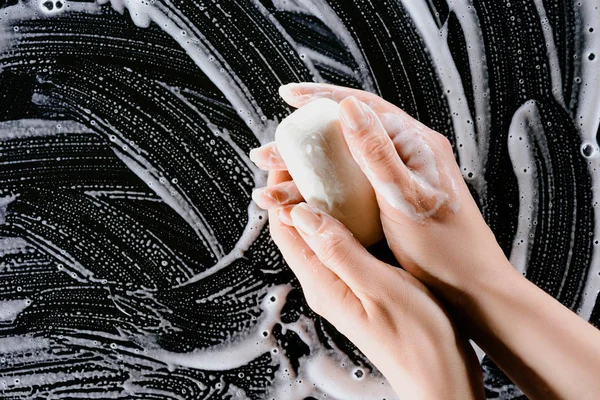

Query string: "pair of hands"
[[251, 83, 496, 398], [251, 82, 600, 400]]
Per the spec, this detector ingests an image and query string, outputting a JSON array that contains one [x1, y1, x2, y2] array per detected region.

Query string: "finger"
[[249, 142, 287, 170], [338, 97, 412, 196], [268, 204, 362, 324], [276, 205, 295, 225], [252, 181, 303, 210], [279, 83, 443, 145], [267, 169, 292, 187], [279, 82, 400, 115], [290, 202, 385, 294]]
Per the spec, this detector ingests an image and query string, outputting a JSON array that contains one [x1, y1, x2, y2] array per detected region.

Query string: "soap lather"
[[275, 98, 383, 247]]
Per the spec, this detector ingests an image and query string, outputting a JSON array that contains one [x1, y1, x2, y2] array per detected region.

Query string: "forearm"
[[389, 206, 600, 398], [452, 254, 600, 399]]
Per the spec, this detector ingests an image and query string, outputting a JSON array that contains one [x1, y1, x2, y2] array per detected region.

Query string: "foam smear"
[[507, 101, 541, 275], [151, 284, 396, 399], [1, 0, 599, 398]]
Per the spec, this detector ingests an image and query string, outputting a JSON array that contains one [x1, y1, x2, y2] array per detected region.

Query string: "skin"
[[252, 82, 600, 399], [266, 170, 484, 399]]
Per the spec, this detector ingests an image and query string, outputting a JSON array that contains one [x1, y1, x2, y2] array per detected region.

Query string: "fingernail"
[[277, 207, 293, 225], [340, 97, 370, 131], [251, 188, 266, 208], [252, 187, 289, 207], [291, 203, 322, 235], [279, 83, 300, 99], [249, 148, 259, 163], [268, 187, 288, 204]]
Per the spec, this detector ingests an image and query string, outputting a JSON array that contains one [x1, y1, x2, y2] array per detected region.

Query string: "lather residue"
[[0, 0, 599, 399]]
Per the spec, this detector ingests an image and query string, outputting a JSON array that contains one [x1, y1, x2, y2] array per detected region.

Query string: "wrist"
[[385, 353, 483, 400], [448, 253, 600, 399], [422, 217, 517, 310], [377, 328, 482, 400]]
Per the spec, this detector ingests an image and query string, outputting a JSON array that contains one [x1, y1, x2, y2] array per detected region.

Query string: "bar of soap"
[[275, 98, 383, 247]]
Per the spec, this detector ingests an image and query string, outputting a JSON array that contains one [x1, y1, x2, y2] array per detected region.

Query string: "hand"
[[265, 170, 484, 399], [251, 82, 508, 301], [253, 83, 600, 400]]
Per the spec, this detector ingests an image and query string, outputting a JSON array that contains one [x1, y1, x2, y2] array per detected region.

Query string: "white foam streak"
[[152, 284, 396, 399], [574, 3, 600, 319], [112, 146, 224, 259], [0, 335, 49, 352], [447, 0, 491, 168], [98, 0, 276, 144], [297, 46, 357, 77], [507, 101, 539, 275], [0, 194, 16, 224], [0, 119, 88, 140], [175, 201, 266, 287], [250, 0, 324, 83], [303, 353, 396, 400], [152, 285, 290, 371], [532, 0, 566, 107], [0, 237, 30, 252], [399, 0, 483, 191], [274, 0, 378, 92], [0, 300, 30, 321]]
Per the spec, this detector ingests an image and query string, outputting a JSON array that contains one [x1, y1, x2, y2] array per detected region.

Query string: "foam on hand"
[[275, 98, 383, 247]]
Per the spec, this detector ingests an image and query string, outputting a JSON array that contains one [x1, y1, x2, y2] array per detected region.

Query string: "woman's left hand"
[[264, 170, 484, 399]]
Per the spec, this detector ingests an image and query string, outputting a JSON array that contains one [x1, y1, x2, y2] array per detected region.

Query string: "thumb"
[[339, 97, 413, 210], [289, 202, 386, 296]]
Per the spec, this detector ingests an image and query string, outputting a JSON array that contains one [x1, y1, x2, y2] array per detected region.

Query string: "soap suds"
[[361, 112, 459, 221], [0, 0, 598, 398]]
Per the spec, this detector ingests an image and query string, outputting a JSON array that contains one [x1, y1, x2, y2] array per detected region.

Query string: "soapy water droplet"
[[40, 0, 64, 14], [0, 0, 598, 398], [582, 144, 594, 158]]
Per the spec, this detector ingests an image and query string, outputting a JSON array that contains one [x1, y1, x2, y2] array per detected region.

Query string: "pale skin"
[[251, 82, 600, 399]]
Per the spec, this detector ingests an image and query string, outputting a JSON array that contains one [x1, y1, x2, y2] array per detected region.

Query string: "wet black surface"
[[0, 1, 598, 398]]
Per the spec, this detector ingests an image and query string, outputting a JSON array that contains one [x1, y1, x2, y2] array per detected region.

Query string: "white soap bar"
[[275, 98, 383, 247]]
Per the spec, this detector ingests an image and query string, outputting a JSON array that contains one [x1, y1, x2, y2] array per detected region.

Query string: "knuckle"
[[319, 231, 349, 267], [356, 278, 387, 305], [358, 289, 395, 326], [360, 134, 392, 164], [330, 88, 340, 101]]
